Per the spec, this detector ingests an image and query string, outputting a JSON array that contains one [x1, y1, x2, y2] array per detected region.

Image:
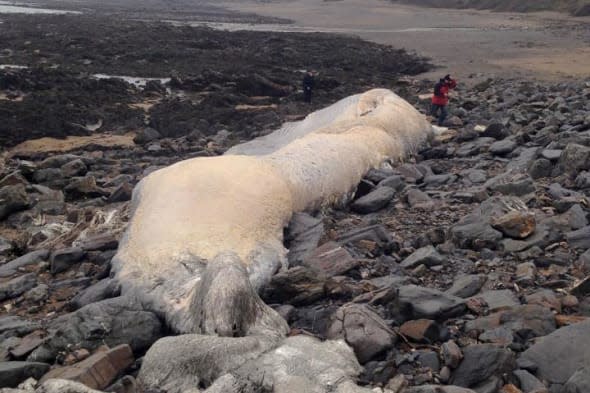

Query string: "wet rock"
[[400, 245, 446, 269], [451, 344, 515, 388], [558, 143, 590, 175], [513, 369, 546, 393], [399, 319, 440, 344], [285, 212, 324, 266], [566, 226, 590, 250], [133, 127, 161, 144], [0, 185, 30, 221], [562, 368, 590, 393], [521, 319, 590, 385], [0, 273, 37, 302], [489, 139, 517, 156], [71, 279, 121, 310], [446, 275, 487, 298], [50, 247, 86, 274], [351, 186, 395, 213], [40, 344, 134, 390], [327, 303, 396, 363], [491, 211, 535, 239], [0, 361, 50, 388], [481, 123, 509, 140], [406, 188, 435, 210], [61, 159, 88, 177]]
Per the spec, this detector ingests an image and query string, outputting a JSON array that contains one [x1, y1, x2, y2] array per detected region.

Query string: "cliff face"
[[391, 0, 590, 15]]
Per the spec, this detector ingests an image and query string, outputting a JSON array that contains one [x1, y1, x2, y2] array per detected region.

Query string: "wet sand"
[[218, 0, 590, 82]]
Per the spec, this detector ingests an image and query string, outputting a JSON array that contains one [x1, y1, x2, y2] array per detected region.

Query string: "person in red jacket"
[[431, 74, 457, 126]]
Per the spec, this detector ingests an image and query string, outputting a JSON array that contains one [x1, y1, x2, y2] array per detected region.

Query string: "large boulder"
[[520, 319, 590, 385], [0, 361, 50, 388]]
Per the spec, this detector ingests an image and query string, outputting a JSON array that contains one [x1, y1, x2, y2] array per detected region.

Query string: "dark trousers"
[[304, 88, 312, 103], [431, 104, 448, 126]]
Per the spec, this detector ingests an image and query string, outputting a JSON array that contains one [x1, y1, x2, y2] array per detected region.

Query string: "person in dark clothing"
[[302, 70, 315, 103], [431, 74, 457, 126]]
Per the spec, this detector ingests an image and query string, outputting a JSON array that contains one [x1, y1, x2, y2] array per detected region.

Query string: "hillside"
[[391, 0, 590, 16]]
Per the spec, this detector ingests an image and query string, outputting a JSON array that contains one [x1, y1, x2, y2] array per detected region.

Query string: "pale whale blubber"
[[111, 88, 432, 337]]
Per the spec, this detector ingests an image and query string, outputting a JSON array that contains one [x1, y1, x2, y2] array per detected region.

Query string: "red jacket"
[[432, 79, 457, 106]]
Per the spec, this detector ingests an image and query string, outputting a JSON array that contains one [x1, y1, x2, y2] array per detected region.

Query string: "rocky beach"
[[1, 1, 590, 393]]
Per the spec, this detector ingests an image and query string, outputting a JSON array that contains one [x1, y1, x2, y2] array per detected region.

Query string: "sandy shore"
[[218, 0, 590, 82]]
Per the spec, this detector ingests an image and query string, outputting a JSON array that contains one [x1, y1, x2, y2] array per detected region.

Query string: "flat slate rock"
[[398, 285, 466, 320], [351, 186, 395, 214], [400, 245, 446, 269], [468, 290, 520, 312], [445, 275, 487, 298], [0, 249, 49, 278], [521, 318, 590, 385]]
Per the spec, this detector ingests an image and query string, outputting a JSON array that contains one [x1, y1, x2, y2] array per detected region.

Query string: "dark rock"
[[396, 285, 466, 320], [566, 226, 590, 250], [541, 149, 562, 162], [263, 266, 326, 306], [513, 369, 546, 393], [0, 316, 40, 338], [521, 318, 590, 385], [0, 171, 28, 188], [451, 344, 515, 388], [24, 284, 49, 303], [0, 273, 37, 301], [326, 303, 396, 364], [417, 350, 441, 372], [489, 139, 517, 155], [562, 368, 590, 393], [64, 176, 108, 198], [529, 158, 553, 179], [285, 212, 324, 266], [32, 297, 162, 360], [337, 225, 396, 255], [379, 175, 405, 191], [445, 275, 487, 298], [468, 290, 520, 312], [39, 154, 80, 169], [406, 188, 435, 210], [403, 386, 476, 393], [515, 262, 536, 286], [571, 276, 590, 297], [0, 185, 30, 220], [451, 220, 503, 251], [50, 247, 86, 274], [486, 173, 535, 196], [423, 174, 456, 188], [32, 168, 63, 184], [351, 186, 395, 213], [401, 245, 446, 269], [107, 182, 133, 203], [61, 159, 88, 177], [71, 279, 122, 310], [133, 128, 161, 144], [481, 123, 509, 140], [575, 171, 590, 189], [10, 330, 47, 358], [0, 361, 50, 388], [478, 327, 513, 345], [0, 250, 50, 278]]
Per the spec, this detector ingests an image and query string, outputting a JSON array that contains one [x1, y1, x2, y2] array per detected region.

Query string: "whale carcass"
[[114, 88, 433, 392]]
